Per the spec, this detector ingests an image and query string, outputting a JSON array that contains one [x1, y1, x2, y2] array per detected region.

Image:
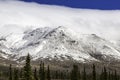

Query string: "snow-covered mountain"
[[0, 26, 120, 63], [1, 1, 120, 64]]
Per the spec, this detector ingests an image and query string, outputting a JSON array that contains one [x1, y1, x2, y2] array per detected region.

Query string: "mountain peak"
[[55, 26, 67, 30], [0, 26, 120, 63]]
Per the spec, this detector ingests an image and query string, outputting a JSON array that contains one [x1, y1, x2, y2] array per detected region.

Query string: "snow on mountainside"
[[0, 26, 120, 63], [0, 1, 120, 64]]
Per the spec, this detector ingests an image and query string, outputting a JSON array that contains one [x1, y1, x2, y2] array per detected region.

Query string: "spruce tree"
[[71, 64, 79, 80], [23, 54, 33, 80], [34, 68, 38, 80], [19, 68, 24, 79], [55, 71, 58, 79], [13, 69, 19, 80], [42, 63, 45, 80], [100, 69, 104, 80], [0, 71, 2, 79], [108, 71, 111, 80], [82, 66, 86, 80], [92, 64, 96, 80], [39, 62, 45, 80], [47, 65, 51, 80], [111, 72, 114, 80], [9, 64, 13, 80], [114, 70, 118, 80], [101, 67, 107, 80], [39, 63, 42, 80], [78, 71, 81, 80]]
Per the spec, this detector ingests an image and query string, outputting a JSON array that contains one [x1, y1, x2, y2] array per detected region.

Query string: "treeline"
[[0, 54, 120, 80]]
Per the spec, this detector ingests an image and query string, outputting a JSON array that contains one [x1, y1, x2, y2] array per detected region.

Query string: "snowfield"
[[0, 26, 120, 63]]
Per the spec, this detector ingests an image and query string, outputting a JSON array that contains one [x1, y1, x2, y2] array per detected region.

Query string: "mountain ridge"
[[0, 26, 120, 64]]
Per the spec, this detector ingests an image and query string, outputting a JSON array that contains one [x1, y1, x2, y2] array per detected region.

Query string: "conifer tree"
[[92, 64, 96, 80], [101, 67, 107, 80], [111, 71, 114, 80], [42, 63, 45, 80], [60, 72, 64, 79], [39, 63, 42, 80], [20, 68, 24, 79], [9, 64, 13, 80], [13, 69, 19, 80], [39, 62, 45, 80], [108, 71, 111, 80], [0, 71, 2, 78], [82, 66, 86, 80], [78, 71, 81, 80], [55, 71, 59, 79], [23, 54, 33, 80], [114, 70, 118, 80], [47, 65, 51, 80], [100, 69, 104, 80], [71, 64, 79, 80], [34, 68, 38, 80]]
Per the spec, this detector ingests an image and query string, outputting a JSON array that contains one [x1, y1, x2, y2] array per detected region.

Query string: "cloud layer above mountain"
[[0, 0, 120, 41]]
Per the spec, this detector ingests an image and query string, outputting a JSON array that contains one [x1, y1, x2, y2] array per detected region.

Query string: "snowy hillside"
[[0, 26, 120, 63], [0, 1, 120, 63]]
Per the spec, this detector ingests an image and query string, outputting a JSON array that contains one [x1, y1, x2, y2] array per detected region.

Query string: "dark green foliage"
[[55, 71, 59, 79], [9, 64, 13, 80], [71, 64, 79, 80], [34, 68, 38, 80], [108, 71, 111, 80], [82, 66, 86, 80], [39, 63, 42, 80], [23, 54, 33, 80], [13, 69, 19, 80], [2, 63, 120, 80], [103, 67, 107, 80], [39, 62, 45, 80], [19, 68, 24, 79], [47, 65, 51, 80], [2, 54, 120, 80], [92, 64, 96, 80], [60, 71, 63, 79], [78, 69, 81, 80], [114, 70, 118, 80], [42, 63, 45, 80], [100, 67, 107, 80]]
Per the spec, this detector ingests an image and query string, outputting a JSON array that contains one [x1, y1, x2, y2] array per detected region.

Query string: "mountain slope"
[[0, 26, 120, 63]]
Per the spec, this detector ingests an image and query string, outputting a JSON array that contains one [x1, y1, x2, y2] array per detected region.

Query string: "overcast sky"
[[0, 0, 120, 41]]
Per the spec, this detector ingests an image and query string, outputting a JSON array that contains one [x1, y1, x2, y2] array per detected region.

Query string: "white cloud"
[[0, 0, 120, 40]]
